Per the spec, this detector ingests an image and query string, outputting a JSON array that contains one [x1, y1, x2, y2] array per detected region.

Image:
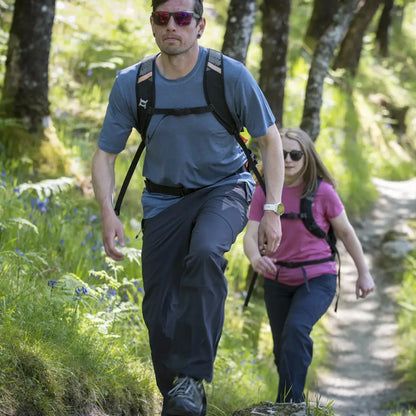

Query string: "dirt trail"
[[313, 177, 416, 416]]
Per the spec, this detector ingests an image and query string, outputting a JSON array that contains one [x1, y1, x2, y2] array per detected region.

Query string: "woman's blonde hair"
[[281, 127, 336, 197], [256, 127, 336, 198]]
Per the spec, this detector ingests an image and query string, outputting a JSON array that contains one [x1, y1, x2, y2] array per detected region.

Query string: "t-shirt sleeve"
[[224, 59, 276, 138], [98, 69, 138, 154], [321, 182, 344, 219], [248, 185, 266, 222]]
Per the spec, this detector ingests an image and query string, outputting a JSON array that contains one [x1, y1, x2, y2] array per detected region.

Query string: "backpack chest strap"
[[149, 104, 214, 116]]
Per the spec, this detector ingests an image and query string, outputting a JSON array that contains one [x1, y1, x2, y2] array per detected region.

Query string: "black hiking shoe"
[[167, 376, 205, 416]]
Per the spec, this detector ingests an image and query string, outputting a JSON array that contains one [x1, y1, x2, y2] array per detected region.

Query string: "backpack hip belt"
[[144, 165, 248, 197]]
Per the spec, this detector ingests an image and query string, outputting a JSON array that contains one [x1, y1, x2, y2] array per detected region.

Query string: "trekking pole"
[[243, 270, 258, 309]]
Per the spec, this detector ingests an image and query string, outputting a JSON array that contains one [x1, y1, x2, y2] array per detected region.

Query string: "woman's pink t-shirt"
[[249, 181, 344, 285]]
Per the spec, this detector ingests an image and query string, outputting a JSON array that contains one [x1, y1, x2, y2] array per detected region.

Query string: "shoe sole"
[[166, 405, 203, 416]]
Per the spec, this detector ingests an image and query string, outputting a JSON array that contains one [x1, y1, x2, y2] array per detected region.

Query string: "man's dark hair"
[[152, 0, 203, 18]]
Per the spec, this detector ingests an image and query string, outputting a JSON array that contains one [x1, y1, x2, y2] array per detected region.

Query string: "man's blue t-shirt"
[[98, 47, 276, 218]]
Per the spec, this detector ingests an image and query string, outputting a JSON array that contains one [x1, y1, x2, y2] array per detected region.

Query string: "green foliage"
[[397, 252, 416, 403], [0, 173, 157, 415]]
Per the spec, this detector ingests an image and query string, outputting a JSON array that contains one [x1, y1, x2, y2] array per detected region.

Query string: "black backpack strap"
[[113, 55, 157, 216], [205, 49, 266, 194], [136, 53, 158, 137], [300, 178, 327, 239], [114, 141, 145, 216]]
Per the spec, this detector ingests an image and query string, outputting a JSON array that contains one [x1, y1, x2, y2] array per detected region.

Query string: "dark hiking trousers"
[[141, 183, 251, 411], [263, 274, 336, 403]]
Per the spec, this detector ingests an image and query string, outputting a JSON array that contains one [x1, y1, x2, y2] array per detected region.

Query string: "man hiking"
[[92, 0, 285, 414]]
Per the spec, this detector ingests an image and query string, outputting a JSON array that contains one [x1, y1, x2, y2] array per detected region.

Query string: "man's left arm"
[[257, 123, 285, 256]]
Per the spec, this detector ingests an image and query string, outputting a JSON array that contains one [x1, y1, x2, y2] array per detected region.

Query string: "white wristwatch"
[[264, 202, 285, 216]]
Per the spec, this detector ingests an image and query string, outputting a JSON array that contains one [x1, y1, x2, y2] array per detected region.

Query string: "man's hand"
[[101, 210, 126, 261], [92, 148, 125, 261], [258, 211, 282, 256]]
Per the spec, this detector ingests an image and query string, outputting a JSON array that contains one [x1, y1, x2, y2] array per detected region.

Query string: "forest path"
[[313, 177, 416, 416]]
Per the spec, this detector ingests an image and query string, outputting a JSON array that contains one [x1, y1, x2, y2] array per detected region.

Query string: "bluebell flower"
[[48, 280, 58, 288], [14, 249, 24, 257], [1, 172, 6, 178], [107, 289, 116, 298], [89, 215, 98, 223], [86, 232, 92, 240]]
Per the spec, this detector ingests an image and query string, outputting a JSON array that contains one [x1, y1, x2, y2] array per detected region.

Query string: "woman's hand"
[[356, 272, 375, 299], [252, 255, 278, 276]]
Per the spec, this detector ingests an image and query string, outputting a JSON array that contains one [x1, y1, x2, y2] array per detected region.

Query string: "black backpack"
[[114, 49, 265, 216], [281, 178, 338, 259], [279, 178, 341, 310], [244, 179, 341, 310]]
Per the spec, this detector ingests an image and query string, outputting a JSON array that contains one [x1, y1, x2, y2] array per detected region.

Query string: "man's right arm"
[[92, 148, 125, 261]]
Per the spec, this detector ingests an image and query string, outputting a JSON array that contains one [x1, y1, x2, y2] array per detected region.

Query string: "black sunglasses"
[[152, 11, 201, 26], [283, 150, 304, 161]]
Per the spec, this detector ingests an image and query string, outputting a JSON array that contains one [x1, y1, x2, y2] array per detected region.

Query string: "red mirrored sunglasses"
[[152, 11, 201, 26]]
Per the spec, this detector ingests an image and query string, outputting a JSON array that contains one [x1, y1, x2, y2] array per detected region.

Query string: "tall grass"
[[397, 251, 416, 405], [0, 171, 158, 414]]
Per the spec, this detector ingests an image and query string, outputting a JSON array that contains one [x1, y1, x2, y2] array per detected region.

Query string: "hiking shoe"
[[167, 376, 204, 415]]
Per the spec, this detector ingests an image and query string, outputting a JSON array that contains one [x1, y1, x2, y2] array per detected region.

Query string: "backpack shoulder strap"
[[300, 178, 338, 259], [204, 49, 239, 135], [300, 178, 327, 240], [204, 49, 266, 193], [113, 54, 157, 216], [136, 53, 158, 137]]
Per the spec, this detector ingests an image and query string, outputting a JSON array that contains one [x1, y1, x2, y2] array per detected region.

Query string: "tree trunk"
[[301, 0, 361, 141], [303, 0, 339, 52], [222, 0, 258, 64], [333, 0, 382, 75], [375, 0, 394, 57], [259, 0, 291, 127], [2, 0, 56, 132]]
